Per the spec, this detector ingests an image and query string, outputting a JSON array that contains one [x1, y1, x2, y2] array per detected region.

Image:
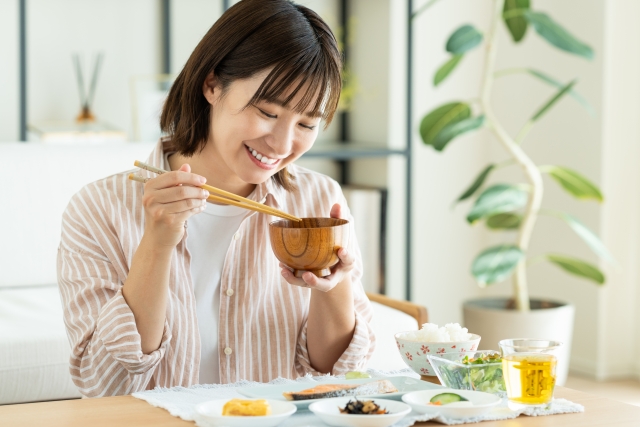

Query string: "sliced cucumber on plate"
[[430, 393, 469, 405]]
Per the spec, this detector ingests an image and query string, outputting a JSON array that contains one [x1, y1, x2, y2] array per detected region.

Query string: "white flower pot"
[[463, 298, 575, 386]]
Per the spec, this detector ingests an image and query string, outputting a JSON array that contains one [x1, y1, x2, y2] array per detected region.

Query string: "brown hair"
[[160, 0, 342, 190]]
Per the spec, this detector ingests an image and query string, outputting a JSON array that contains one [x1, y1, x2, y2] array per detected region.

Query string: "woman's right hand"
[[142, 163, 209, 248]]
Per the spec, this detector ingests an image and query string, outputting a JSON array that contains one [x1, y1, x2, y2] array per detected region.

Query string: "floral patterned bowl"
[[394, 332, 481, 377]]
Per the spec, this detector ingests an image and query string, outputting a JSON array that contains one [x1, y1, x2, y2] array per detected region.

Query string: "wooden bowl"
[[269, 218, 350, 278]]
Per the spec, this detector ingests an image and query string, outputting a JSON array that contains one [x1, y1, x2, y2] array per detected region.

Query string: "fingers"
[[146, 167, 206, 191], [278, 262, 337, 292], [153, 185, 209, 205], [330, 203, 343, 219], [337, 247, 354, 266]]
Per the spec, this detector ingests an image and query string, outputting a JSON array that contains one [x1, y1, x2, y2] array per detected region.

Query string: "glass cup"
[[499, 339, 562, 409]]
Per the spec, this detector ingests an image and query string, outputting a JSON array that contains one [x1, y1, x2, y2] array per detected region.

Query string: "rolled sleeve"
[[96, 289, 172, 374]]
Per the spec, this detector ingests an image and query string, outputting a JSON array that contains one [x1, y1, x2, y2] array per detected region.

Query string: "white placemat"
[[133, 368, 416, 427], [395, 398, 584, 426], [132, 369, 584, 426]]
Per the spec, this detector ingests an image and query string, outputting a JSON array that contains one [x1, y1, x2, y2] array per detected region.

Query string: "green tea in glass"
[[499, 339, 562, 408]]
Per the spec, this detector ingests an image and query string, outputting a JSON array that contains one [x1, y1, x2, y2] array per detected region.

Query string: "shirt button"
[[224, 347, 233, 355], [233, 232, 240, 240], [226, 288, 234, 297]]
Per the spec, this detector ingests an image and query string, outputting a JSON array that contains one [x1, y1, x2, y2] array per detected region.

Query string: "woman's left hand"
[[279, 203, 355, 292]]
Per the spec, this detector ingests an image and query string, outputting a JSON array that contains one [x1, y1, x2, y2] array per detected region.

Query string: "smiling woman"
[[57, 0, 374, 398]]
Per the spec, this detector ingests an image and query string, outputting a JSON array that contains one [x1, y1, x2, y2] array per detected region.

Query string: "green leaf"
[[467, 184, 528, 224], [419, 102, 471, 147], [547, 212, 614, 262], [455, 164, 495, 204], [526, 69, 595, 116], [546, 254, 605, 284], [524, 11, 594, 60], [434, 55, 463, 86], [472, 245, 524, 286], [540, 165, 603, 202], [446, 25, 483, 55], [486, 213, 522, 229], [531, 79, 577, 122], [432, 115, 485, 151], [503, 0, 530, 42]]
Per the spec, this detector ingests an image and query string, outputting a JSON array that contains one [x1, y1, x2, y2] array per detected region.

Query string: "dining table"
[[1, 386, 639, 426]]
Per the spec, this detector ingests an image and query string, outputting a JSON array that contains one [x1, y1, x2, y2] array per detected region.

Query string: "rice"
[[400, 323, 472, 342]]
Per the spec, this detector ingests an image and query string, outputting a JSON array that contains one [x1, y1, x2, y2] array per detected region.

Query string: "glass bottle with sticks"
[[72, 52, 104, 123]]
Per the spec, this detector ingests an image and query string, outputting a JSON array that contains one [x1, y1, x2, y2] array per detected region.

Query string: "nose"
[[265, 120, 295, 156]]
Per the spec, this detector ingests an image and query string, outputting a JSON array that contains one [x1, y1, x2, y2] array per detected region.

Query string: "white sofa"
[[0, 141, 415, 405]]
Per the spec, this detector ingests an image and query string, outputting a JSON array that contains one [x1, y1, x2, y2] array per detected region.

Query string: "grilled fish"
[[282, 379, 398, 401]]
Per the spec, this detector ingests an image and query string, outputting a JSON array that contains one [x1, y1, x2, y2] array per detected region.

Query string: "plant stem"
[[412, 0, 445, 20], [480, 0, 544, 312]]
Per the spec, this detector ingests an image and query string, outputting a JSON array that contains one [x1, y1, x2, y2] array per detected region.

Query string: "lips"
[[245, 144, 278, 165], [244, 144, 282, 170]]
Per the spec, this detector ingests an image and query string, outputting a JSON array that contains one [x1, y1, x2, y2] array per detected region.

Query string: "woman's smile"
[[244, 143, 282, 170]]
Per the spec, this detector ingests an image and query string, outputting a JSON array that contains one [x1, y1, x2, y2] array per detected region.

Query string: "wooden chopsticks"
[[129, 160, 301, 222]]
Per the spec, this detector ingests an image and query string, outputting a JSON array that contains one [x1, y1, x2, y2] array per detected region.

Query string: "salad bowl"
[[427, 351, 506, 395]]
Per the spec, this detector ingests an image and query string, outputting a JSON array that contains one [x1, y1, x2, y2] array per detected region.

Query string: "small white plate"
[[237, 376, 440, 408], [401, 389, 501, 420], [309, 397, 412, 427], [195, 399, 296, 427]]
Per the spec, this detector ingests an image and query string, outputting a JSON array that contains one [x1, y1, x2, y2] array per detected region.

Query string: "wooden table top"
[[1, 386, 639, 426]]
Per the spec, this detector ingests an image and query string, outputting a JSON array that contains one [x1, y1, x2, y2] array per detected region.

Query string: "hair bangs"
[[247, 49, 341, 126]]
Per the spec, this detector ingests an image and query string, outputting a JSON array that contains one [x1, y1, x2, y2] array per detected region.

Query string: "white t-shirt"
[[187, 201, 247, 384], [165, 153, 247, 384]]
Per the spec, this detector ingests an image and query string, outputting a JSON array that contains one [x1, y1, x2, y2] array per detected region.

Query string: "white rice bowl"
[[394, 323, 481, 376]]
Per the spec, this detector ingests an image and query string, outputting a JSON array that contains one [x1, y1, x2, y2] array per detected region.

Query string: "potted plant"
[[416, 0, 612, 385]]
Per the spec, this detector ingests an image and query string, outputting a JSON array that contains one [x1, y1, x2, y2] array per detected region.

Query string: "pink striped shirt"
[[57, 139, 375, 397]]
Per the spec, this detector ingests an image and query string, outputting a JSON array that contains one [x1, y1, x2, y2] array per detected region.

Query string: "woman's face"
[[202, 70, 322, 187]]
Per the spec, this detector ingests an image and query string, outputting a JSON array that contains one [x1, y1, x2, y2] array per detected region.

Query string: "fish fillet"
[[282, 379, 398, 401]]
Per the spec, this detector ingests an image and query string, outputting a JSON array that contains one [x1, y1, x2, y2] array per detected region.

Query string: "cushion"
[[0, 285, 80, 404], [367, 301, 418, 371], [0, 141, 156, 288]]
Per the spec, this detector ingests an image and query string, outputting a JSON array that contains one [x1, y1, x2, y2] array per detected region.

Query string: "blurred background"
[[1, 0, 639, 406]]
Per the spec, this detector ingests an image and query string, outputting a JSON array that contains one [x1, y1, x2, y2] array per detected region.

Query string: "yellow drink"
[[502, 354, 557, 405]]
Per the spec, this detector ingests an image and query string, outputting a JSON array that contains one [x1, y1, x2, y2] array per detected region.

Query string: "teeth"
[[247, 145, 277, 165]]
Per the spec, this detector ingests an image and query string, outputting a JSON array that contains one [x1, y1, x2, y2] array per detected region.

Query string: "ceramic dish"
[[237, 376, 441, 409], [401, 388, 501, 419], [195, 399, 296, 427], [309, 397, 412, 427]]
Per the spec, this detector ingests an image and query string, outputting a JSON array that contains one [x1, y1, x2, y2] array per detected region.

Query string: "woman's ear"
[[202, 72, 218, 105]]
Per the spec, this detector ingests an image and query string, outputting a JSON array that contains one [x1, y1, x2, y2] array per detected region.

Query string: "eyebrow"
[[263, 99, 324, 119]]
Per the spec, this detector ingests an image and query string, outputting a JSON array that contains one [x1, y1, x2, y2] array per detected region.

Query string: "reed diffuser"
[[72, 52, 104, 122]]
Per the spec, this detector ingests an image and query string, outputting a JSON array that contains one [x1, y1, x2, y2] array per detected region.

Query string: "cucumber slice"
[[430, 392, 469, 405]]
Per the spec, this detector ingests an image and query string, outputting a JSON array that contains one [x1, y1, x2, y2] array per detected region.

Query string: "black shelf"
[[304, 143, 407, 160]]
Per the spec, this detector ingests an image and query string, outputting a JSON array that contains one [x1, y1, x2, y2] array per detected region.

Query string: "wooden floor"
[[565, 375, 640, 407]]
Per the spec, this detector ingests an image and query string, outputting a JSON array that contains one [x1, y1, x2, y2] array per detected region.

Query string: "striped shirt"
[[57, 139, 375, 397]]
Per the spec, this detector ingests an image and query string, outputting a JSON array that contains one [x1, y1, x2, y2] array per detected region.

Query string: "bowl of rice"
[[394, 323, 480, 377]]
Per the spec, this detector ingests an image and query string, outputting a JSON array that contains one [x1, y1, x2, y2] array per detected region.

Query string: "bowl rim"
[[195, 398, 297, 419], [308, 397, 412, 418], [394, 331, 481, 344], [401, 388, 502, 409], [269, 218, 349, 229], [427, 350, 502, 368]]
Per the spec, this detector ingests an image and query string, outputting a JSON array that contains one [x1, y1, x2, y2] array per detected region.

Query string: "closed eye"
[[299, 123, 316, 130], [257, 107, 277, 119]]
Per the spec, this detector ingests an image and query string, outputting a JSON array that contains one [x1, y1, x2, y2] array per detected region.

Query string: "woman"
[[57, 0, 375, 397]]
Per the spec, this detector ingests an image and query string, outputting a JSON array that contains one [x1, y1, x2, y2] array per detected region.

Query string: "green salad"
[[438, 353, 506, 394]]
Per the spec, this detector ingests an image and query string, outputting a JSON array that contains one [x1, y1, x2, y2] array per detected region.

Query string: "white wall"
[[598, 0, 640, 380], [26, 0, 161, 139], [410, 0, 492, 324], [0, 0, 19, 141]]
